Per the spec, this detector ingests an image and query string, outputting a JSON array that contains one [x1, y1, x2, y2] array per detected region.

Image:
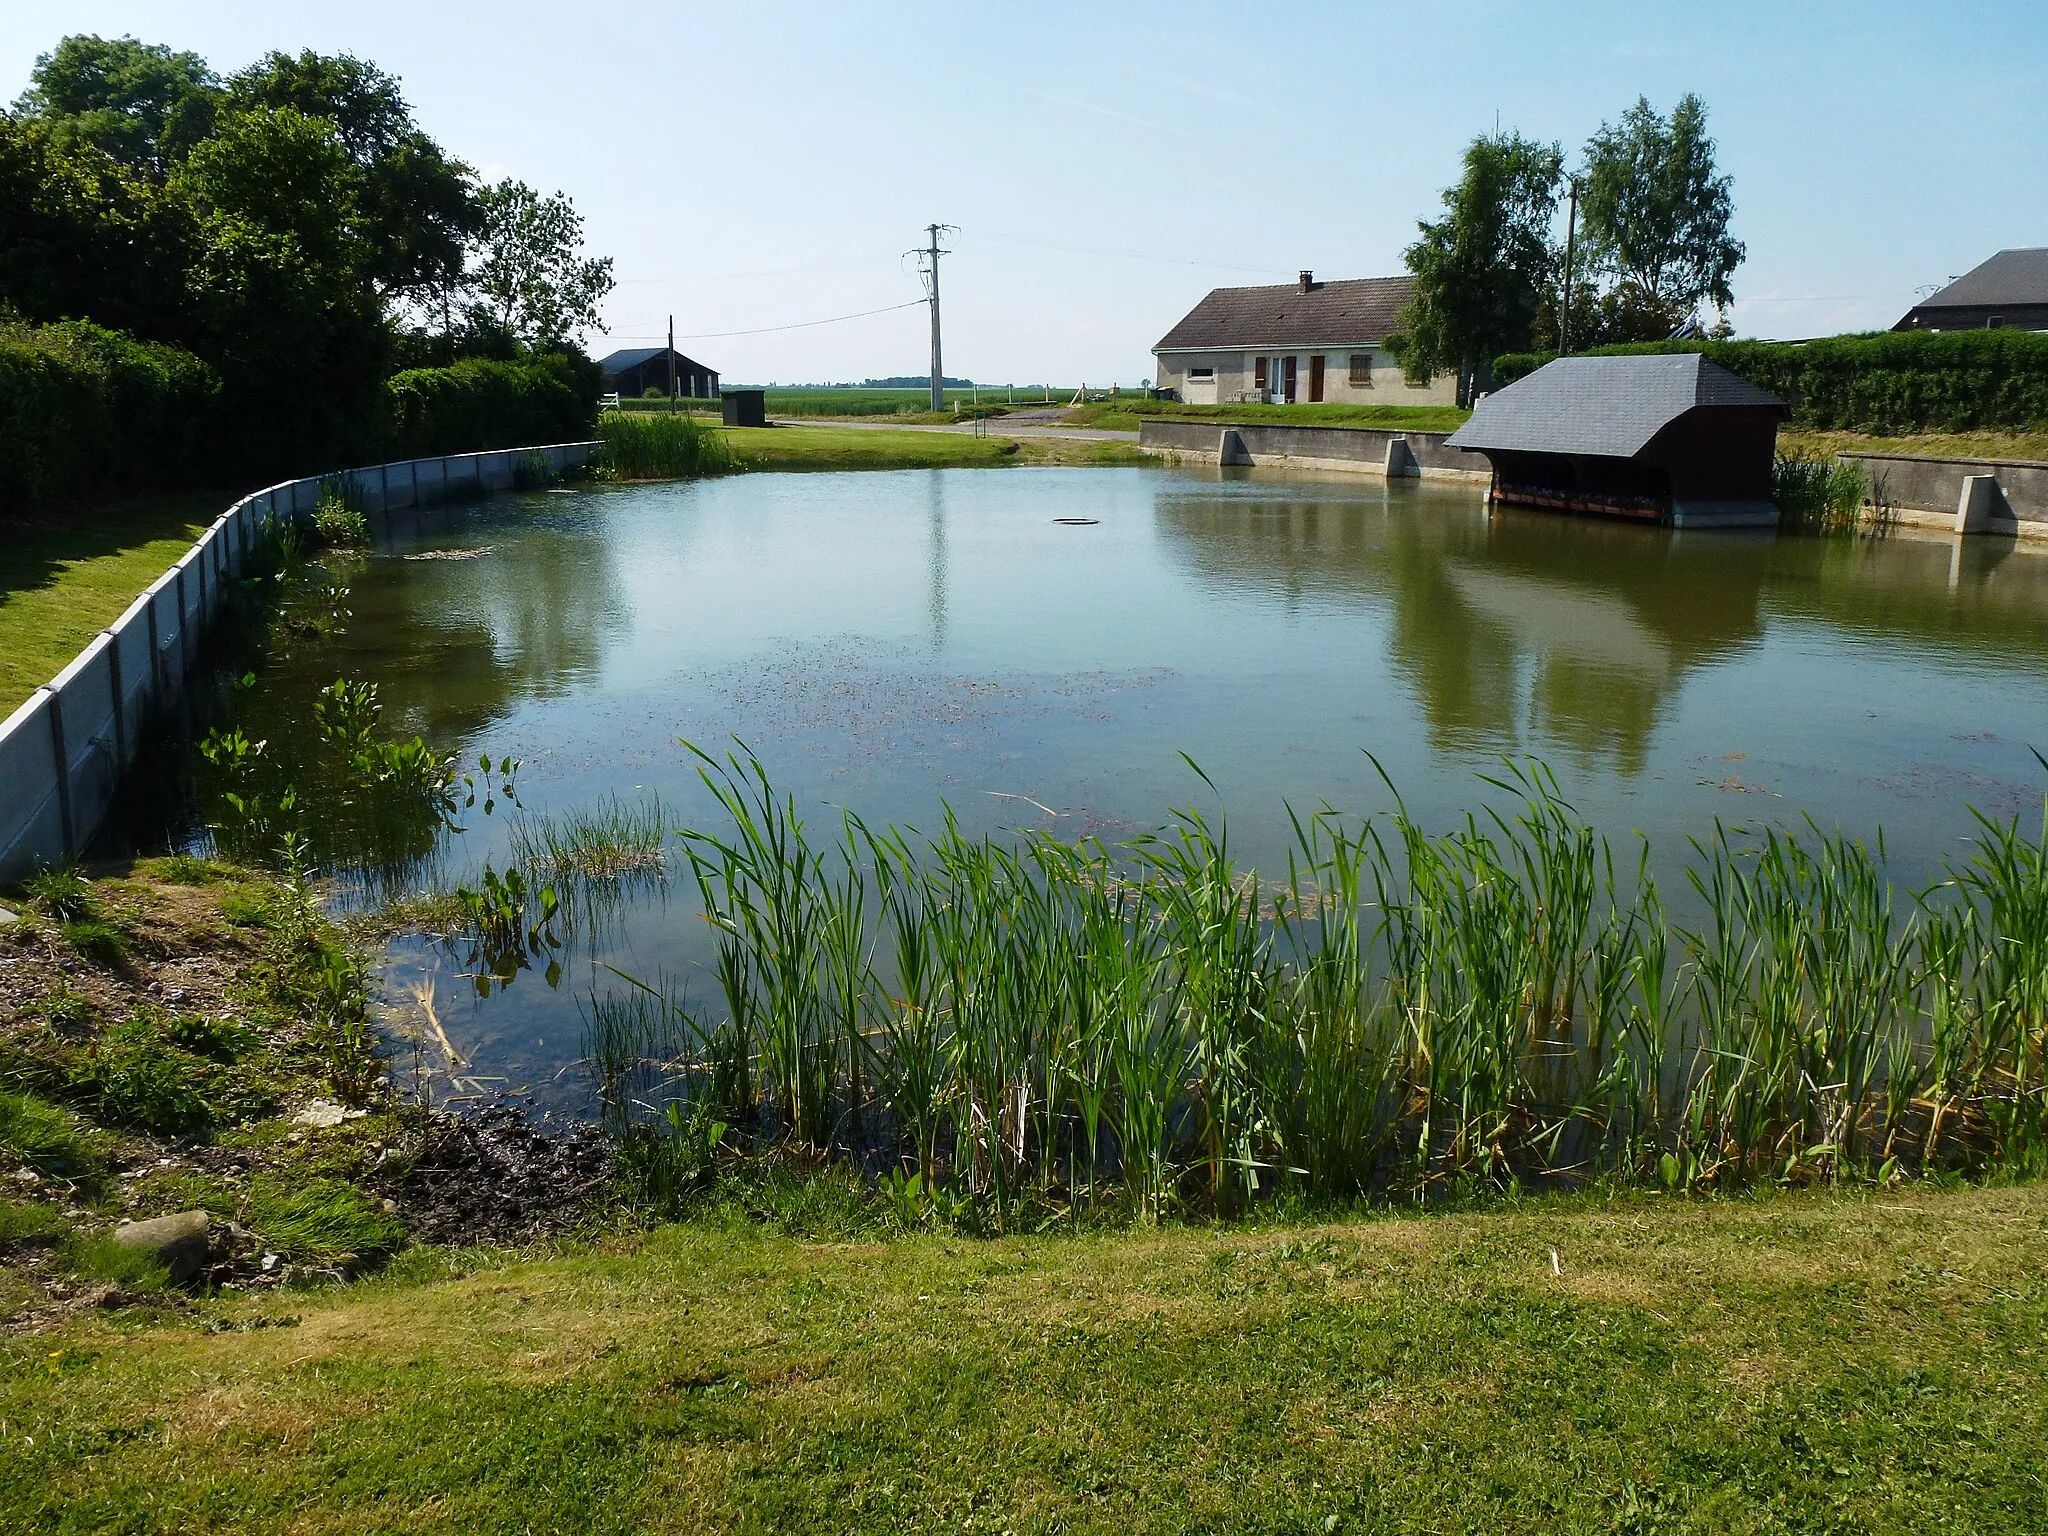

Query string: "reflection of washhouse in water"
[[926, 470, 950, 651], [1148, 487, 1772, 774]]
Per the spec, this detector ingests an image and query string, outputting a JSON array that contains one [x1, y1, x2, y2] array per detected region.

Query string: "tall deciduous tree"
[[225, 50, 478, 306], [1577, 94, 1744, 330], [1390, 131, 1561, 406], [11, 34, 218, 174], [464, 181, 615, 347]]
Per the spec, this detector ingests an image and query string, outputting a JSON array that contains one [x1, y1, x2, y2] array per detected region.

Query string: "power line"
[[600, 298, 927, 341]]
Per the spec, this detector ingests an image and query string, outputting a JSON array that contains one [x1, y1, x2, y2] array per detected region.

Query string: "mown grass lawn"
[[5, 1181, 2044, 1534], [0, 494, 224, 715], [725, 424, 1150, 471]]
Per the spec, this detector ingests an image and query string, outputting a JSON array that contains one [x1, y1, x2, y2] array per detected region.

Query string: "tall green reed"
[[587, 743, 2048, 1222]]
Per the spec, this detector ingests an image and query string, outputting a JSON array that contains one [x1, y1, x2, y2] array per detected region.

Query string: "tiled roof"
[[1446, 354, 1784, 459], [1153, 276, 1415, 352], [1915, 248, 2048, 310]]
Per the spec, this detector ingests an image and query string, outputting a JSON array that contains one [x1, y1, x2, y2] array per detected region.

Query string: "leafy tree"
[[1390, 132, 1561, 406], [225, 50, 478, 305], [463, 181, 615, 347], [0, 118, 195, 339], [1577, 94, 1744, 330], [173, 106, 388, 466], [11, 34, 218, 174]]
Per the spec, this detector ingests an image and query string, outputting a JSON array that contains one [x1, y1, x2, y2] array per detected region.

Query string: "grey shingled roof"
[[1445, 354, 1784, 458], [1154, 276, 1414, 352], [598, 346, 668, 372], [1915, 248, 2048, 310]]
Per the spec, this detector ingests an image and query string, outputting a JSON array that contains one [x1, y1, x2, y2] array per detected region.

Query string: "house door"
[[1284, 356, 1298, 403], [1309, 355, 1325, 403]]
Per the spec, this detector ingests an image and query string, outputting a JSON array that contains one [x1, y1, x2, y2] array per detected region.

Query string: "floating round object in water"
[[1052, 517, 1100, 525]]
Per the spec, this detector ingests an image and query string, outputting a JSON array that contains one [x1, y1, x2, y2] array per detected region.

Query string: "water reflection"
[[267, 494, 633, 741], [1155, 478, 1772, 774]]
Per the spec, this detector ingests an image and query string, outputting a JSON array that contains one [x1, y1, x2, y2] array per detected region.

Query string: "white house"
[[1152, 272, 1458, 407]]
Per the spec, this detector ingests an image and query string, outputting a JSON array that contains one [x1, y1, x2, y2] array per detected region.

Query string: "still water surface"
[[233, 466, 2048, 1107]]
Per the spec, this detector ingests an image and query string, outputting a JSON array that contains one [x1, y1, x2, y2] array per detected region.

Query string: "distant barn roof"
[[598, 346, 669, 372], [1154, 276, 1415, 352], [1914, 248, 2048, 310], [1446, 355, 1784, 459]]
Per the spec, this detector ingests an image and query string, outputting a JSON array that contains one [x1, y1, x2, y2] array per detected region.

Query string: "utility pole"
[[910, 223, 956, 413], [1558, 178, 1579, 358], [667, 316, 677, 414]]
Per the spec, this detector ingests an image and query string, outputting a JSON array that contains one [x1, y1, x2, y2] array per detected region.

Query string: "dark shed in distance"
[[1445, 354, 1787, 528], [597, 346, 721, 399], [1894, 248, 2048, 333], [721, 388, 766, 427]]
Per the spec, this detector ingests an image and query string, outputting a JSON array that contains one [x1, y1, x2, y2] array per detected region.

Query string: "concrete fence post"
[[105, 630, 126, 767], [47, 688, 74, 860], [174, 566, 189, 670]]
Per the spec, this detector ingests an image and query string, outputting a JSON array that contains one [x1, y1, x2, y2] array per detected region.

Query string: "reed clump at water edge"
[[596, 409, 739, 479], [576, 748, 2048, 1226]]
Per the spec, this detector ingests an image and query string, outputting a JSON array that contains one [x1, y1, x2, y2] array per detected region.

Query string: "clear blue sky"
[[7, 2, 2045, 385]]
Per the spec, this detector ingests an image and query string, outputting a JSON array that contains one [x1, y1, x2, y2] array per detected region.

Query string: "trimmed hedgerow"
[[1493, 329, 2048, 435], [0, 319, 219, 513], [382, 352, 603, 459]]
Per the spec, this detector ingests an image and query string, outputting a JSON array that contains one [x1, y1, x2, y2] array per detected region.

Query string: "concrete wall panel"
[[47, 635, 123, 852], [1138, 418, 1489, 481], [0, 439, 599, 880], [0, 691, 66, 879]]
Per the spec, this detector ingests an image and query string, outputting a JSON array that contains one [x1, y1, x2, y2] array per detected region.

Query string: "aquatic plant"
[[587, 745, 2048, 1224], [1774, 451, 1878, 535], [509, 793, 667, 883], [597, 410, 739, 479]]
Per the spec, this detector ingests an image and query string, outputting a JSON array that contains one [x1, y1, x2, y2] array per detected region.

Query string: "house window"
[[1348, 353, 1373, 386], [1253, 357, 1267, 390], [1188, 366, 1215, 379]]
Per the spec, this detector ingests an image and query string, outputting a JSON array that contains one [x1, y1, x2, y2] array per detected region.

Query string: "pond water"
[[190, 465, 2048, 1110]]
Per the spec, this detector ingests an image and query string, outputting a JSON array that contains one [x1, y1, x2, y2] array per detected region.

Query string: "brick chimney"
[[1299, 270, 1314, 292]]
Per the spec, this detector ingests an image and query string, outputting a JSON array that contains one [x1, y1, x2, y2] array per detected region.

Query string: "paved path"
[[770, 415, 1140, 444]]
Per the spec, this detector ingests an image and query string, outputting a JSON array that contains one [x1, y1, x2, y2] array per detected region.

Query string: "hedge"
[[1492, 330, 2048, 434], [0, 319, 219, 514], [382, 353, 604, 460], [0, 329, 605, 516]]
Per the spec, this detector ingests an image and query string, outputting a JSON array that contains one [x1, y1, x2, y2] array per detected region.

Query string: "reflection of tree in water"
[[269, 502, 633, 747], [1152, 479, 1772, 775]]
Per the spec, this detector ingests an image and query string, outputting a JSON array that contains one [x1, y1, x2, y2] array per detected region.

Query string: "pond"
[[167, 465, 2048, 1113]]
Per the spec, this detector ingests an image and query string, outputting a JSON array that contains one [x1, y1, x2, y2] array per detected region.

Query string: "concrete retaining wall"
[[1836, 451, 2048, 539], [1138, 418, 1491, 482], [0, 440, 599, 882]]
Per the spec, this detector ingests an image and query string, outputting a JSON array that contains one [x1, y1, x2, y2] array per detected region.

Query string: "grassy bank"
[[1063, 400, 1474, 433], [4, 1180, 2045, 1532], [725, 424, 1149, 470], [1780, 426, 2048, 463], [0, 494, 222, 716], [0, 856, 408, 1325]]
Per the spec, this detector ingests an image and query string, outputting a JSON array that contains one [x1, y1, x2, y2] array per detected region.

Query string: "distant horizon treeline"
[[0, 34, 614, 514]]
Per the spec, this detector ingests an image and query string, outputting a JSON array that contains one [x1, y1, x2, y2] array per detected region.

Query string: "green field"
[[6, 1181, 2045, 1533], [0, 494, 222, 715], [725, 423, 1147, 470]]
